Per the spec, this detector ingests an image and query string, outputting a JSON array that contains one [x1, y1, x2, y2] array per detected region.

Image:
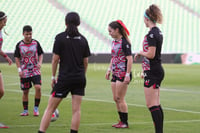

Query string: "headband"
[[0, 15, 7, 21], [116, 20, 130, 36], [144, 12, 156, 23]]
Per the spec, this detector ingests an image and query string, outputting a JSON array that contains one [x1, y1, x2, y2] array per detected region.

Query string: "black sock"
[[149, 106, 163, 133], [70, 129, 78, 133], [159, 105, 164, 121], [120, 112, 128, 125], [38, 130, 44, 133], [23, 101, 28, 110], [35, 98, 41, 107], [118, 111, 122, 121]]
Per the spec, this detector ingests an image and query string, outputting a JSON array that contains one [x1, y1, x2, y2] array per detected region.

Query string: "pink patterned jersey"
[[111, 37, 132, 78], [14, 39, 44, 78]]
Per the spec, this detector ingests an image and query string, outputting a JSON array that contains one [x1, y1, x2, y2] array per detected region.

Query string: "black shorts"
[[143, 67, 164, 89], [51, 78, 86, 98], [111, 73, 132, 82], [20, 75, 41, 90]]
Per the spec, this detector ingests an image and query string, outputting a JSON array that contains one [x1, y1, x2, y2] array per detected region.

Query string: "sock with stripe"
[[149, 106, 163, 133]]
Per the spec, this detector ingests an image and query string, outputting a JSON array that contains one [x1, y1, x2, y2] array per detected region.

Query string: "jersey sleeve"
[[37, 41, 44, 56], [83, 38, 91, 58], [147, 29, 157, 47], [122, 38, 132, 56], [53, 35, 61, 55], [14, 43, 21, 58]]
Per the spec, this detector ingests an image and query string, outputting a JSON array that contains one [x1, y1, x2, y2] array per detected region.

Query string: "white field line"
[[6, 83, 200, 94], [161, 88, 200, 94], [7, 119, 200, 128], [6, 89, 200, 114]]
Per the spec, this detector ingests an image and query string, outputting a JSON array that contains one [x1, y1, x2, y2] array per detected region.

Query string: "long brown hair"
[[109, 20, 131, 44], [0, 11, 8, 35], [145, 4, 163, 24]]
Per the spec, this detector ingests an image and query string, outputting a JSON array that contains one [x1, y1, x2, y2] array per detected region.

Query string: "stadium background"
[[0, 0, 199, 63], [0, 0, 200, 133]]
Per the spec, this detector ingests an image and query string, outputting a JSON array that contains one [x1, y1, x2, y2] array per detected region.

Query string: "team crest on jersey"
[[145, 79, 150, 86], [150, 33, 154, 38], [126, 44, 129, 48]]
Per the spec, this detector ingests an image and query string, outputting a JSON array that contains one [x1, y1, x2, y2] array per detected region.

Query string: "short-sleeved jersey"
[[142, 27, 163, 71], [14, 39, 44, 78], [0, 31, 3, 50], [53, 31, 91, 82], [111, 37, 132, 78]]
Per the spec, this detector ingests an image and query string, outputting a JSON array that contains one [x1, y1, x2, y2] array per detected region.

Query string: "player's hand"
[[105, 71, 110, 80], [19, 71, 23, 78], [134, 53, 140, 62], [37, 63, 41, 69], [51, 79, 57, 88], [141, 72, 144, 79], [124, 75, 130, 84], [5, 56, 13, 65]]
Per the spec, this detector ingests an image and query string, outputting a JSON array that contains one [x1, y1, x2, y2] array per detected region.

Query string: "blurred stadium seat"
[[0, 0, 199, 54]]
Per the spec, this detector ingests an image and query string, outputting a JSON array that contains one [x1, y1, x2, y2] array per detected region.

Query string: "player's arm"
[[51, 53, 59, 88], [139, 46, 156, 59], [15, 57, 23, 77], [105, 58, 112, 80], [0, 50, 12, 65], [52, 54, 59, 77], [37, 54, 43, 69], [124, 55, 133, 84], [83, 57, 88, 73], [126, 55, 133, 74]]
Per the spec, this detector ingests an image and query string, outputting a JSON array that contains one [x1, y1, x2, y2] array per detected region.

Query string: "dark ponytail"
[[0, 11, 7, 21], [65, 12, 80, 37]]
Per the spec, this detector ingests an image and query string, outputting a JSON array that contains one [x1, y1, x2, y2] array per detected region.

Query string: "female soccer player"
[[0, 11, 13, 99], [105, 20, 133, 128], [38, 12, 91, 133], [14, 25, 44, 116], [0, 10, 12, 129], [134, 4, 164, 133]]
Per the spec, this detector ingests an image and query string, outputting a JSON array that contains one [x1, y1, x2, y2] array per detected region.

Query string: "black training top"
[[53, 31, 91, 81], [142, 27, 163, 71]]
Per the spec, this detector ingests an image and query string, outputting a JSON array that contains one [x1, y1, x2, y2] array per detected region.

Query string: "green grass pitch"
[[0, 63, 200, 133]]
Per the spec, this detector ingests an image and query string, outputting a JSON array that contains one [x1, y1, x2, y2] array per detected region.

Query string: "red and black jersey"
[[14, 39, 44, 78], [142, 27, 163, 71], [111, 37, 132, 78]]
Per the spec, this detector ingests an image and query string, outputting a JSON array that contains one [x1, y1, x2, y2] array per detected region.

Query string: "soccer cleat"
[[20, 110, 29, 116], [112, 121, 121, 127], [33, 107, 39, 116], [115, 122, 129, 128], [0, 123, 9, 128]]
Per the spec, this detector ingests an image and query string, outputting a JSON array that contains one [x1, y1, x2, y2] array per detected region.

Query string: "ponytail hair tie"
[[116, 20, 130, 36]]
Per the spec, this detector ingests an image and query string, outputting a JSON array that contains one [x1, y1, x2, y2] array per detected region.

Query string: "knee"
[[113, 97, 118, 103], [23, 90, 29, 95], [35, 86, 41, 93], [72, 108, 81, 116], [116, 97, 122, 103]]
